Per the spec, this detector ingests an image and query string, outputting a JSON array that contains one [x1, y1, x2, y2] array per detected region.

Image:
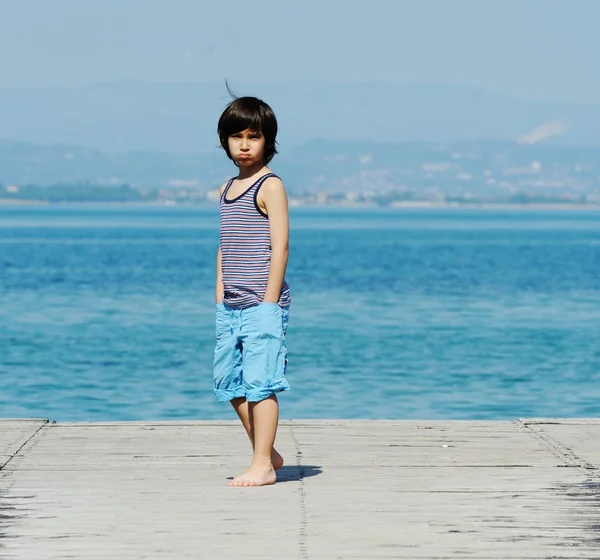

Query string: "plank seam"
[[517, 420, 599, 476], [289, 421, 309, 560], [0, 420, 49, 471]]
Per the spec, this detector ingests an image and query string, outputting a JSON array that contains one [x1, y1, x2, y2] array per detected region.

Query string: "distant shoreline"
[[387, 201, 600, 211], [1, 198, 600, 212]]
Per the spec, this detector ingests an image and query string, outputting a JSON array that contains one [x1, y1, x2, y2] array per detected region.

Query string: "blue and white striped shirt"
[[220, 173, 291, 309]]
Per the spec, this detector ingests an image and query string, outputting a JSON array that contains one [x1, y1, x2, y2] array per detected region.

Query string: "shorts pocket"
[[215, 304, 229, 338], [255, 303, 284, 338]]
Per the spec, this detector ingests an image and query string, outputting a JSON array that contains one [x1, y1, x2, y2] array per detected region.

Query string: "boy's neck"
[[236, 162, 269, 180]]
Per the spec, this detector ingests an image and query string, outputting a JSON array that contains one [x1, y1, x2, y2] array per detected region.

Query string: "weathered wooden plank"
[[0, 419, 598, 559], [0, 419, 47, 469], [521, 418, 600, 470]]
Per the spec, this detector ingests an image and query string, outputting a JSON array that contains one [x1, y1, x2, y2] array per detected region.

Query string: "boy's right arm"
[[215, 182, 227, 304], [216, 246, 224, 304]]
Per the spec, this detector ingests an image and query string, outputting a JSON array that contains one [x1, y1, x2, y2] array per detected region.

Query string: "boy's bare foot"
[[228, 464, 276, 487], [272, 448, 284, 471]]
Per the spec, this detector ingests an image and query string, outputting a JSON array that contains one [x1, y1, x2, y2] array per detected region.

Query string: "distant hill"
[[1, 81, 600, 153], [0, 138, 230, 190], [1, 138, 599, 200]]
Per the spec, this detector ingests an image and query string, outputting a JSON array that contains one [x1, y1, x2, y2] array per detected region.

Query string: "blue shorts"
[[213, 302, 290, 403]]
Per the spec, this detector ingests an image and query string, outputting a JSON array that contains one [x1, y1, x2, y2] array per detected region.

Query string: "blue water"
[[1, 205, 599, 421]]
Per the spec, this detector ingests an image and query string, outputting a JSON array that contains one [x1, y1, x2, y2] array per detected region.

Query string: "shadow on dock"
[[225, 465, 323, 483], [276, 464, 323, 483]]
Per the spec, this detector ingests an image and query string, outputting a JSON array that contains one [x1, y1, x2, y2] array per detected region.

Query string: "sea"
[[1, 204, 599, 422]]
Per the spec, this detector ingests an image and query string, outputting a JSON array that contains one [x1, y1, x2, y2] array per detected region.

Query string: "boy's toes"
[[227, 466, 276, 487]]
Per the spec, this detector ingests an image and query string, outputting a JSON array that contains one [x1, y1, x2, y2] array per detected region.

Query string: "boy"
[[213, 95, 291, 487]]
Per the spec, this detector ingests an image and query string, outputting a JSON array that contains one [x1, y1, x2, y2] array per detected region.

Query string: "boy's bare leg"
[[228, 395, 279, 486], [230, 397, 284, 470]]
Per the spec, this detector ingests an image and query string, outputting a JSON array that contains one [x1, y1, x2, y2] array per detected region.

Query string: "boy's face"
[[228, 129, 266, 167]]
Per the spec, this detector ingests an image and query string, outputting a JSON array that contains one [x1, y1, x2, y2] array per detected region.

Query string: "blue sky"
[[1, 0, 599, 104]]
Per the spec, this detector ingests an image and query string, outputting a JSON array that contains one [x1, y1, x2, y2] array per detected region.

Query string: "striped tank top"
[[220, 173, 291, 309]]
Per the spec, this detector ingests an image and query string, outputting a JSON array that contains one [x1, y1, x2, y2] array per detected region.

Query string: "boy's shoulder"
[[219, 181, 230, 195], [261, 174, 286, 192], [257, 175, 287, 204], [256, 174, 287, 215]]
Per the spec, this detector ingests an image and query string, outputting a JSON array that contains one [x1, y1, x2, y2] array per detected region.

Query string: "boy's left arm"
[[260, 177, 289, 303]]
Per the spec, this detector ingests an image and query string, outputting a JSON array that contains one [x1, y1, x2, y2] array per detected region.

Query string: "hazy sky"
[[2, 0, 599, 104]]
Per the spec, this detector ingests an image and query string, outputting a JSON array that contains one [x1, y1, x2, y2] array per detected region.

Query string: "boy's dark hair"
[[217, 93, 278, 164]]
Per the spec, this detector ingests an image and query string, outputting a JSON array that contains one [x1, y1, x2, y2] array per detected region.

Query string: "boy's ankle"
[[251, 456, 274, 470]]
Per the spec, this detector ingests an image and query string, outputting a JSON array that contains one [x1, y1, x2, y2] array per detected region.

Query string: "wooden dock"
[[1, 419, 599, 559]]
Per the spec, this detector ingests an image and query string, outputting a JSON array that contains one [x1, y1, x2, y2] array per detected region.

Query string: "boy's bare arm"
[[259, 177, 289, 303], [216, 246, 224, 303], [215, 182, 227, 304]]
